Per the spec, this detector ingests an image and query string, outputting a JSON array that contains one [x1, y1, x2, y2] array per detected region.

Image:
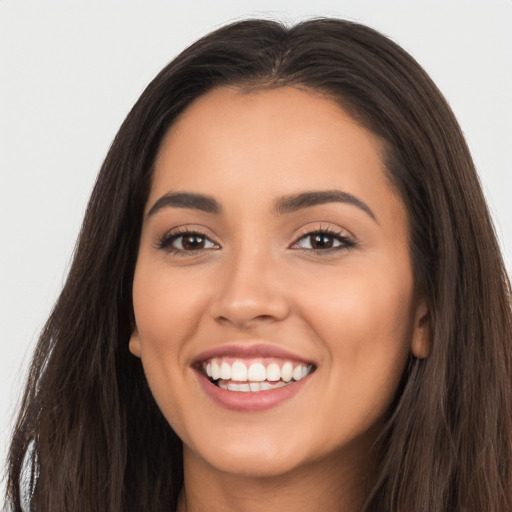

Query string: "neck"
[[177, 444, 373, 512]]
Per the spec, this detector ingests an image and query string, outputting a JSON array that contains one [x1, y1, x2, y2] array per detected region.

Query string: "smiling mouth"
[[201, 357, 315, 392]]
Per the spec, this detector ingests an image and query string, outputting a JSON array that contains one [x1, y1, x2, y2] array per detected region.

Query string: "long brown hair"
[[5, 18, 512, 512]]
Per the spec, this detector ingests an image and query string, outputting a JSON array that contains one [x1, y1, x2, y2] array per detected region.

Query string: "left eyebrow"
[[273, 190, 377, 222], [147, 192, 222, 217]]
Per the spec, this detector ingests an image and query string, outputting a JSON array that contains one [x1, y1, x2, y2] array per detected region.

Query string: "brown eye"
[[159, 231, 219, 253], [181, 234, 206, 250], [292, 230, 355, 252], [309, 234, 334, 249]]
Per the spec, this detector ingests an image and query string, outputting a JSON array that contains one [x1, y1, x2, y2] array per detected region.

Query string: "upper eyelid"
[[160, 225, 218, 240], [293, 223, 355, 240]]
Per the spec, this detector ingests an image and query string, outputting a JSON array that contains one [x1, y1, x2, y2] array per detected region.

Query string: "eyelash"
[[291, 226, 356, 253], [157, 228, 218, 255], [157, 226, 356, 255]]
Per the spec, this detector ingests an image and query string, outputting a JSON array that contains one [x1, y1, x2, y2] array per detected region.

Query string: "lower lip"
[[196, 371, 312, 412]]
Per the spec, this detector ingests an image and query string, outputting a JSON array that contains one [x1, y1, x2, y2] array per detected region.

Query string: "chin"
[[185, 428, 309, 478]]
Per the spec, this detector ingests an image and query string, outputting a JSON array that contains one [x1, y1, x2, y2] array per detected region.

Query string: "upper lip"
[[192, 343, 316, 365]]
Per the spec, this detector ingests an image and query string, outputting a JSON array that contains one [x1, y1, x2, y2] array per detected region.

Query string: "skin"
[[129, 86, 430, 512]]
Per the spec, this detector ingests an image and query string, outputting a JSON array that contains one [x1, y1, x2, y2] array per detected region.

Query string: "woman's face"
[[130, 86, 429, 478]]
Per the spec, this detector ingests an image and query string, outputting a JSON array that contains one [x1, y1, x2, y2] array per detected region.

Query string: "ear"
[[129, 328, 141, 358], [411, 297, 431, 359]]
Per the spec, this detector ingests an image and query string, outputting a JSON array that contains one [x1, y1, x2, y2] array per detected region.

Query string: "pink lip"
[[196, 370, 312, 412], [192, 343, 314, 365], [192, 343, 316, 412]]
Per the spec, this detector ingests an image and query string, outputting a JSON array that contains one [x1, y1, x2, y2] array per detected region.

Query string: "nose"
[[209, 248, 290, 329]]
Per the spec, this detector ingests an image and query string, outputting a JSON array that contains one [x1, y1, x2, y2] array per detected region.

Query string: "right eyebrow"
[[147, 192, 222, 217]]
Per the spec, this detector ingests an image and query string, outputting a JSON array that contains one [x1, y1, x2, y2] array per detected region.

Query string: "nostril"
[[214, 313, 283, 328], [256, 314, 275, 321]]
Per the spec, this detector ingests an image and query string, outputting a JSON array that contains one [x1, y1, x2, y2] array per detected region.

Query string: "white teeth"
[[292, 364, 303, 381], [249, 382, 261, 391], [261, 380, 288, 390], [231, 361, 248, 381], [281, 361, 293, 382], [227, 382, 251, 392], [247, 362, 266, 382], [221, 380, 289, 392], [266, 363, 281, 381], [220, 361, 231, 380], [298, 363, 312, 380], [211, 360, 220, 380], [205, 358, 314, 387]]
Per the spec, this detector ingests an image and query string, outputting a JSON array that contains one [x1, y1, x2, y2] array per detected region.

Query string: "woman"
[[5, 18, 512, 512]]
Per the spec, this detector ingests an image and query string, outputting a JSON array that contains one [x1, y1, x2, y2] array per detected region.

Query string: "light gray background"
[[1, 0, 511, 498]]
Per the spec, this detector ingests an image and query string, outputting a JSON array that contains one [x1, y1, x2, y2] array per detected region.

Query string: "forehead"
[[149, 86, 404, 229]]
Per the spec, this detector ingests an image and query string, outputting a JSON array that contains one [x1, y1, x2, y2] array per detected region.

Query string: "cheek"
[[132, 261, 209, 348], [131, 260, 209, 430], [296, 263, 415, 408]]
